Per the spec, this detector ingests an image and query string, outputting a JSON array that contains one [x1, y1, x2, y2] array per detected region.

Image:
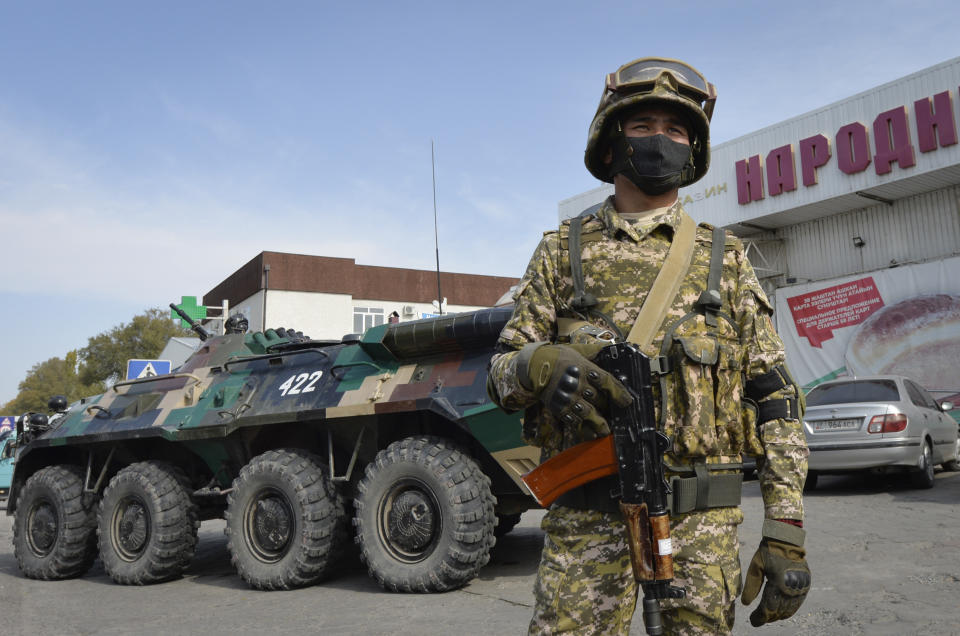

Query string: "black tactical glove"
[[741, 520, 811, 627], [516, 343, 632, 440]]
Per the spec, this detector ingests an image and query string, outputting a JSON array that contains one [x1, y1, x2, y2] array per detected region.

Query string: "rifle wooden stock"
[[520, 435, 617, 507]]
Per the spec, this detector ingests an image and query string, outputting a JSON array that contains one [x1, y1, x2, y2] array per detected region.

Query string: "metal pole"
[[432, 140, 443, 315], [262, 264, 271, 331]]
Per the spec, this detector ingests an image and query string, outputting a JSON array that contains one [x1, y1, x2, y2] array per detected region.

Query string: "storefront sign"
[[736, 89, 958, 205]]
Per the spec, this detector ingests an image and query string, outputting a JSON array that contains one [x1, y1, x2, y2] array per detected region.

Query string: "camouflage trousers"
[[528, 505, 744, 635]]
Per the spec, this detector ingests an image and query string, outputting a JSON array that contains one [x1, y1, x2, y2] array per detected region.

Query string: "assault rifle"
[[522, 342, 684, 636]]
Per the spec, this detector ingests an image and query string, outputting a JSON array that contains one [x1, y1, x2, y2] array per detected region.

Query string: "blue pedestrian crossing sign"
[[0, 416, 14, 434], [126, 359, 172, 380]]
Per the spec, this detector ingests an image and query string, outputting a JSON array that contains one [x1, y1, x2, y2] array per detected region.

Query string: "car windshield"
[[806, 380, 900, 406]]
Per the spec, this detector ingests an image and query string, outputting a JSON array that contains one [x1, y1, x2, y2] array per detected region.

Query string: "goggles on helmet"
[[605, 57, 717, 120]]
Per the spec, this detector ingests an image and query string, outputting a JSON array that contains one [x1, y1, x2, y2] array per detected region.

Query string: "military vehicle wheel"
[[494, 512, 522, 537], [225, 449, 346, 590], [98, 461, 199, 584], [354, 436, 496, 592], [13, 465, 98, 579]]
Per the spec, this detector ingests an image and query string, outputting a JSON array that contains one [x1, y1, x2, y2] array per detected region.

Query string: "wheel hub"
[[114, 499, 150, 559], [377, 478, 443, 563], [383, 486, 438, 558], [246, 491, 294, 561], [27, 501, 58, 555]]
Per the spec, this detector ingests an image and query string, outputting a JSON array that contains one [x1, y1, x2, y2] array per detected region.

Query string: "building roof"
[[204, 251, 519, 308]]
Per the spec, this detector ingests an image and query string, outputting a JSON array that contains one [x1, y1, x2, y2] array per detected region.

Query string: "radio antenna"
[[432, 139, 443, 315]]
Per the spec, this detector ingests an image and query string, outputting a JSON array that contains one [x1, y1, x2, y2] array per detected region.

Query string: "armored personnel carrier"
[[7, 305, 540, 592]]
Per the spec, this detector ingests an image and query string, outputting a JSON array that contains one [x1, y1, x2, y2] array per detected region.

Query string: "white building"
[[559, 57, 960, 397], [203, 251, 518, 342]]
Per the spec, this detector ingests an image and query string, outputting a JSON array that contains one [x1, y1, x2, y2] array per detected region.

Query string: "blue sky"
[[1, 0, 958, 406]]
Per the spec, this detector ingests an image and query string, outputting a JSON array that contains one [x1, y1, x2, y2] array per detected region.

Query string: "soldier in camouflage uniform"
[[488, 58, 811, 635]]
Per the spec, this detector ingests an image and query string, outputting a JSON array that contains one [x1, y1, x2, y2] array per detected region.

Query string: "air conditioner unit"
[[402, 305, 416, 315]]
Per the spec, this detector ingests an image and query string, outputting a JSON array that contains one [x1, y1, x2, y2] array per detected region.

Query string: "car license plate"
[[812, 418, 860, 431]]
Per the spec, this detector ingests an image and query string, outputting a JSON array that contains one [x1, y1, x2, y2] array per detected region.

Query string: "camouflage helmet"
[[585, 57, 717, 185]]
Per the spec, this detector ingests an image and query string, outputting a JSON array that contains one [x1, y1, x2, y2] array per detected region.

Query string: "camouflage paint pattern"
[[489, 197, 807, 632], [9, 308, 535, 507], [530, 505, 742, 635], [489, 197, 807, 519]]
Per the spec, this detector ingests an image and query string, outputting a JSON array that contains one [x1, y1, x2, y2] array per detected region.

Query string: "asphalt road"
[[2, 469, 959, 635]]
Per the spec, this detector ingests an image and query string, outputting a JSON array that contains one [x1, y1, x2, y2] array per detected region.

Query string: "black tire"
[[911, 440, 936, 489], [98, 461, 199, 585], [353, 436, 496, 592], [169, 464, 202, 556], [803, 471, 818, 492], [13, 465, 98, 579], [494, 512, 522, 538], [225, 449, 347, 590]]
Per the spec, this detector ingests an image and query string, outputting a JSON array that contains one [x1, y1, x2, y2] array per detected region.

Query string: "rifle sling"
[[626, 210, 697, 351]]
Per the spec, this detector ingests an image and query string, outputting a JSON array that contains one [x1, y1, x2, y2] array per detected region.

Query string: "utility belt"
[[553, 463, 743, 516]]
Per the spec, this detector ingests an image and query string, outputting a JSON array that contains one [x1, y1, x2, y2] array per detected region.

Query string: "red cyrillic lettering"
[[736, 155, 764, 204], [873, 106, 916, 175], [799, 134, 831, 186], [766, 144, 797, 196], [837, 122, 871, 174], [914, 90, 958, 153]]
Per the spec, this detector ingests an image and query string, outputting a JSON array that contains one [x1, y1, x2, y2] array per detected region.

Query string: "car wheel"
[[803, 471, 818, 492], [13, 465, 98, 580], [942, 435, 960, 472], [354, 435, 496, 592], [225, 449, 347, 590], [98, 461, 199, 584], [910, 440, 936, 489]]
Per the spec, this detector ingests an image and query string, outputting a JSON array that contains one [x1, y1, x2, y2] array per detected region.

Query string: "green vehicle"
[[7, 306, 540, 592]]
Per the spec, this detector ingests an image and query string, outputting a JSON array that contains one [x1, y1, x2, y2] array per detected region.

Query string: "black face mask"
[[611, 134, 693, 195]]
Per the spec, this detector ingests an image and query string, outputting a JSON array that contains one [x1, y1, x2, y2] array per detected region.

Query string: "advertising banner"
[[775, 255, 960, 407]]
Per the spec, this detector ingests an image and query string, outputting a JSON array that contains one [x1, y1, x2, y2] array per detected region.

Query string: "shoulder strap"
[[695, 226, 726, 327], [569, 203, 604, 312], [626, 210, 697, 351]]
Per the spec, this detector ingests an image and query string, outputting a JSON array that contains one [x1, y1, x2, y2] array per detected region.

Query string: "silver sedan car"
[[802, 375, 959, 489]]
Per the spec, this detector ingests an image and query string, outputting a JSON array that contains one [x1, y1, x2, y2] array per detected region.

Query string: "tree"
[[4, 351, 104, 414], [78, 308, 193, 386]]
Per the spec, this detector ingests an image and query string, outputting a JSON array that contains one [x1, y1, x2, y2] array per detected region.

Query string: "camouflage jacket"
[[489, 197, 807, 520]]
